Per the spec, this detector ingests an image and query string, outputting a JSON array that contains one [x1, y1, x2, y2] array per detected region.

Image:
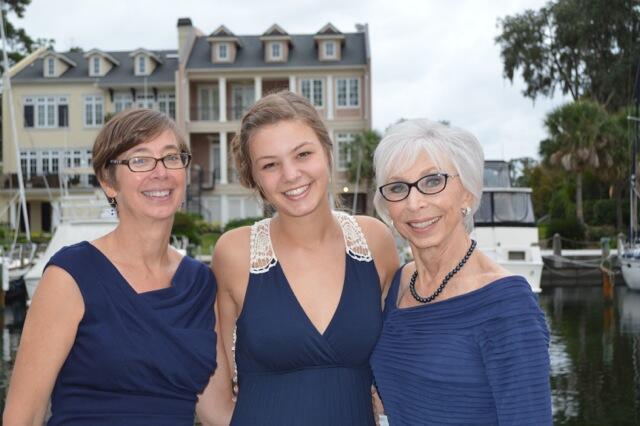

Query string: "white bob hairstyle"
[[373, 118, 484, 234]]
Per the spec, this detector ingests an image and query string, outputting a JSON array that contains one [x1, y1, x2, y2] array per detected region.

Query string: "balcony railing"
[[3, 174, 99, 190], [190, 106, 220, 122]]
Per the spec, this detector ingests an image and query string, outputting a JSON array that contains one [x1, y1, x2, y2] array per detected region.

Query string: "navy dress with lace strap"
[[231, 211, 381, 425], [45, 241, 217, 426]]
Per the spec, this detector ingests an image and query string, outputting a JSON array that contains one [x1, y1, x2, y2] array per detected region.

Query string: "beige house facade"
[[1, 19, 372, 231]]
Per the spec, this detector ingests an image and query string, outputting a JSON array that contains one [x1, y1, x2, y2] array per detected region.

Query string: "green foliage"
[[496, 0, 640, 111], [346, 130, 382, 216], [172, 212, 221, 246], [584, 199, 616, 226], [547, 217, 586, 247], [223, 216, 264, 232], [548, 187, 575, 219], [0, 0, 54, 72]]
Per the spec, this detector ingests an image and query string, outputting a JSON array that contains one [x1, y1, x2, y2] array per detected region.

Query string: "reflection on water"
[[540, 286, 640, 425], [0, 287, 639, 423]]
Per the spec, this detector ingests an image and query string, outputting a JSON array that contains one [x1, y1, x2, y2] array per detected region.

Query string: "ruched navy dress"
[[231, 212, 381, 425], [45, 241, 217, 426], [371, 268, 552, 425]]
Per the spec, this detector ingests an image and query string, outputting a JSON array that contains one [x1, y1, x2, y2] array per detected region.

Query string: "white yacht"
[[472, 161, 543, 293]]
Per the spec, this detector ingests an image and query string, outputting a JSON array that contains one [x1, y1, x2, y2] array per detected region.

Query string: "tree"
[[541, 100, 612, 225], [496, 0, 640, 111], [0, 0, 53, 72], [346, 130, 381, 216]]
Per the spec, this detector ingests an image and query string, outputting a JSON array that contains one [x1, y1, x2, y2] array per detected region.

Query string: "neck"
[[271, 203, 337, 249], [412, 224, 472, 287], [106, 214, 174, 266]]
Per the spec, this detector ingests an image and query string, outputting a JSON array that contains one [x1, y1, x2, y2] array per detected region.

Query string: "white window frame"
[[336, 77, 360, 108], [271, 42, 283, 60], [135, 93, 154, 109], [114, 93, 133, 113], [137, 55, 147, 75], [218, 43, 228, 60], [84, 95, 104, 127], [92, 56, 101, 76], [231, 83, 255, 120], [46, 57, 55, 76], [300, 78, 324, 107], [25, 95, 68, 129], [158, 92, 176, 119], [197, 86, 220, 121], [324, 41, 336, 59], [335, 132, 356, 171]]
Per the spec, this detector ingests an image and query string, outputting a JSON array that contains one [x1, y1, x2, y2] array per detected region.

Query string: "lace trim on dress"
[[334, 211, 373, 262], [249, 218, 278, 274]]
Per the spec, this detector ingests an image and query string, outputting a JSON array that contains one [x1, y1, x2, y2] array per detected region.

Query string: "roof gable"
[[128, 48, 163, 64], [83, 49, 120, 66], [40, 50, 77, 67]]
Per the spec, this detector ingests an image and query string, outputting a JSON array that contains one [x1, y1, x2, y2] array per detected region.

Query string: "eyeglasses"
[[109, 153, 191, 172], [379, 173, 458, 202]]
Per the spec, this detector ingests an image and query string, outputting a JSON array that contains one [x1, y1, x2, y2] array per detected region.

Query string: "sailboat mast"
[[0, 0, 30, 241]]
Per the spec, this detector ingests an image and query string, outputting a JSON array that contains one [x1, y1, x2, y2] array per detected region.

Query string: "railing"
[[3, 174, 99, 190], [190, 106, 220, 121]]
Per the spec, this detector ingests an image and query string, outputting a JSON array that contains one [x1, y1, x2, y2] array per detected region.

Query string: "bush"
[[224, 216, 264, 232], [584, 198, 616, 227], [547, 217, 585, 248]]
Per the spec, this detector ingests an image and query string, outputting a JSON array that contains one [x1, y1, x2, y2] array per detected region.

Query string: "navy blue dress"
[[371, 268, 552, 425], [231, 212, 381, 425], [45, 241, 217, 426]]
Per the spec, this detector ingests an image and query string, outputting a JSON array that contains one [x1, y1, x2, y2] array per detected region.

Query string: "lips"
[[283, 184, 310, 198], [408, 216, 440, 229]]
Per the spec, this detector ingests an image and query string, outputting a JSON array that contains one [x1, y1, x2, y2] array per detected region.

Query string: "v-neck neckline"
[[84, 241, 185, 296], [268, 216, 349, 338]]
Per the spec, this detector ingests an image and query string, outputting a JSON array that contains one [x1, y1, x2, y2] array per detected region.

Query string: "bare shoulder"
[[354, 215, 396, 252], [30, 265, 84, 322], [211, 226, 252, 289]]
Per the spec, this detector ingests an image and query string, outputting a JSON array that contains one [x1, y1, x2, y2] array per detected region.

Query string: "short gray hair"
[[373, 119, 484, 233]]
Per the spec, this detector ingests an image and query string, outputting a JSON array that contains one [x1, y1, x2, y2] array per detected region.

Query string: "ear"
[[461, 188, 474, 210], [98, 177, 118, 199]]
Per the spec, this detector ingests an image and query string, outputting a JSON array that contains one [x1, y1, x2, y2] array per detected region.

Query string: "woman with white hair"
[[370, 119, 551, 425]]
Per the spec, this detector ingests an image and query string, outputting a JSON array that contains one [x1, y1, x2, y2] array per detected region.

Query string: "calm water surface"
[[0, 286, 639, 424]]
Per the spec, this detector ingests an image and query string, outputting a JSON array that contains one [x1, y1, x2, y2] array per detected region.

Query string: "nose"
[[404, 186, 427, 211], [281, 159, 301, 182], [149, 158, 169, 178]]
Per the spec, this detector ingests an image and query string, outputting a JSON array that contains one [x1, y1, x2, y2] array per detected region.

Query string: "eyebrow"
[[255, 141, 313, 161], [129, 144, 180, 155], [388, 167, 440, 182]]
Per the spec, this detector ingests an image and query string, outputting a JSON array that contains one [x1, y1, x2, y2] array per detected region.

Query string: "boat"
[[618, 62, 640, 290], [472, 160, 543, 293]]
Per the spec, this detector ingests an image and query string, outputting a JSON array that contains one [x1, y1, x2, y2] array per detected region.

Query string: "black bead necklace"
[[409, 239, 477, 304]]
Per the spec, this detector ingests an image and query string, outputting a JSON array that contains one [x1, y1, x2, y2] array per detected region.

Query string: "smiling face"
[[101, 129, 187, 222], [384, 151, 473, 251], [249, 119, 331, 218]]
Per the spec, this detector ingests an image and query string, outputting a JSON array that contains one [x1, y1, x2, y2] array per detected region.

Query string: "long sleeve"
[[478, 293, 552, 425]]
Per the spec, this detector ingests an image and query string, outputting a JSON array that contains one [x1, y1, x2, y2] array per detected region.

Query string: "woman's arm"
[[3, 266, 84, 425], [196, 304, 235, 426], [197, 228, 250, 425], [356, 215, 400, 300]]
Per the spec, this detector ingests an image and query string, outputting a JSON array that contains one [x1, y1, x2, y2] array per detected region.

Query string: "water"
[[0, 286, 639, 424]]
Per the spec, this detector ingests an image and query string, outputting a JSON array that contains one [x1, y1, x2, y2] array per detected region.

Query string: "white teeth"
[[143, 190, 170, 197], [410, 217, 439, 228], [284, 185, 309, 196]]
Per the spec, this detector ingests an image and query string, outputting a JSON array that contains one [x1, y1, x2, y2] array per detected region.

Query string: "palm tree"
[[541, 100, 610, 226], [346, 130, 381, 216]]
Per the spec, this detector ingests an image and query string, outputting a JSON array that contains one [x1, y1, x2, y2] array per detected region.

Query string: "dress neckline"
[[82, 241, 186, 296]]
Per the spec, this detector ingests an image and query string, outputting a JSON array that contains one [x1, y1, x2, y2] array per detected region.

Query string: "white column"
[[219, 77, 227, 122], [326, 76, 334, 120], [254, 76, 262, 101], [220, 131, 228, 184], [289, 75, 296, 93], [9, 201, 16, 229], [221, 194, 229, 226]]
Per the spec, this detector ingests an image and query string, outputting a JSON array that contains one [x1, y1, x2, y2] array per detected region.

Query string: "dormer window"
[[271, 43, 282, 60], [92, 57, 100, 75], [325, 42, 336, 58], [47, 57, 55, 76], [138, 56, 146, 74], [218, 44, 228, 60]]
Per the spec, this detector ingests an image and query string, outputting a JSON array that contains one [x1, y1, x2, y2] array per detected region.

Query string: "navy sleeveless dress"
[[371, 267, 552, 425], [231, 212, 381, 425], [45, 241, 217, 426]]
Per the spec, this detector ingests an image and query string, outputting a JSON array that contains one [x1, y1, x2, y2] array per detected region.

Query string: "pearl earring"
[[461, 206, 471, 217]]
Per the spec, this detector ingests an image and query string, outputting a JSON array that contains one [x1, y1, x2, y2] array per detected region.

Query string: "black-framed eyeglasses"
[[109, 153, 191, 172], [379, 173, 458, 202]]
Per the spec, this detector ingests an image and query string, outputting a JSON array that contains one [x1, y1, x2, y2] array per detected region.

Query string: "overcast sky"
[[14, 0, 569, 160]]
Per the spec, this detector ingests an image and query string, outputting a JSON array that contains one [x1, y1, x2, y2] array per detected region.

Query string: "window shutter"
[[24, 105, 34, 127]]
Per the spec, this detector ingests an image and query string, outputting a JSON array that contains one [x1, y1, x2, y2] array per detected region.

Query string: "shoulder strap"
[[334, 211, 373, 262], [249, 218, 278, 274]]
